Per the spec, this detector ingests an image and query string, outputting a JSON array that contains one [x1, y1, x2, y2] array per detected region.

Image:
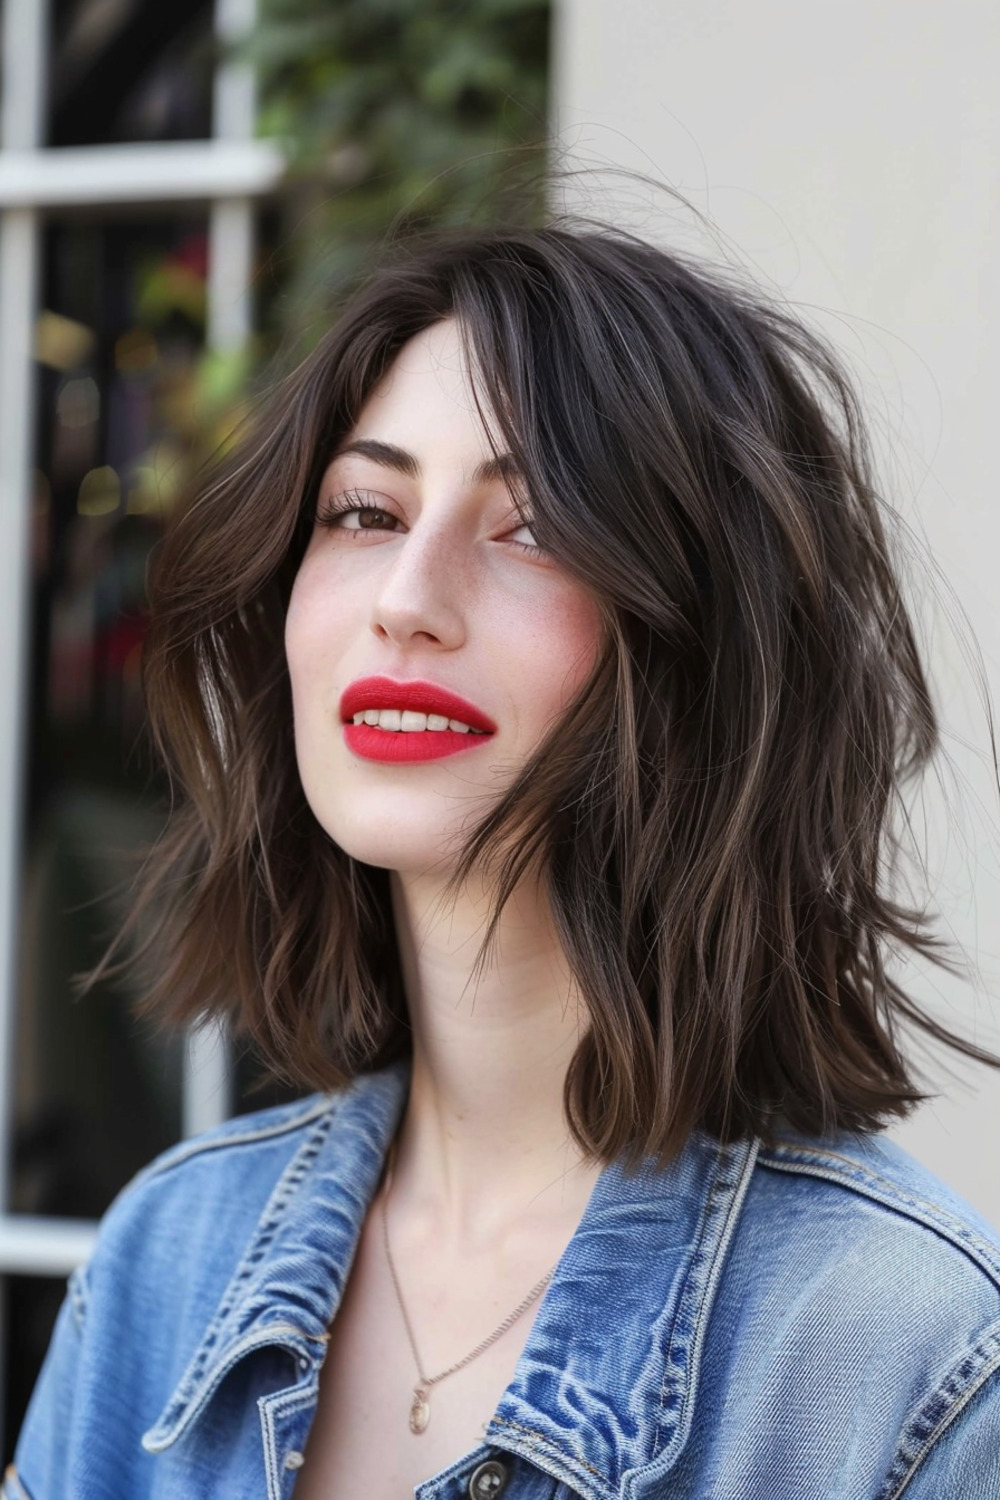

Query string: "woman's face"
[[285, 319, 603, 874]]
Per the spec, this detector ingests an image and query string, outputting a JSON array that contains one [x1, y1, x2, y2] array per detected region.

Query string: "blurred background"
[[0, 0, 998, 1461]]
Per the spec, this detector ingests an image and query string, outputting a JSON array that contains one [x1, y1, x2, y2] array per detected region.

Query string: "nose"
[[369, 521, 467, 651]]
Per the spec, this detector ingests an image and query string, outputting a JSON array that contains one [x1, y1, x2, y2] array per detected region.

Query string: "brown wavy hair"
[[119, 223, 997, 1165]]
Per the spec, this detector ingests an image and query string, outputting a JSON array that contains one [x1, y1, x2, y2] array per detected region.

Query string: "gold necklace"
[[380, 1143, 556, 1435]]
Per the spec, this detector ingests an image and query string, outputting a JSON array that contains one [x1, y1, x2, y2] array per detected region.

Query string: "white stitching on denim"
[[759, 1145, 1000, 1290], [651, 1137, 759, 1466], [140, 1108, 336, 1450], [123, 1094, 340, 1198], [259, 1384, 318, 1500], [175, 1117, 335, 1369], [141, 1065, 411, 1450], [141, 1311, 319, 1451], [879, 1326, 1000, 1499], [487, 1417, 609, 1499]]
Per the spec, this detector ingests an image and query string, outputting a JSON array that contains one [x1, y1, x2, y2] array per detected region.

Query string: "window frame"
[[0, 0, 280, 1436]]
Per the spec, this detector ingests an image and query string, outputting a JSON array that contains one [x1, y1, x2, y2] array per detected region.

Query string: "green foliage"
[[247, 0, 552, 355]]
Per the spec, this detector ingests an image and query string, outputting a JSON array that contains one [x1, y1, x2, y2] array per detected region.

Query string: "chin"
[[314, 805, 477, 876], [298, 746, 515, 875]]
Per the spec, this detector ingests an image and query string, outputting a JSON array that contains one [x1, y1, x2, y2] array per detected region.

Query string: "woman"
[[8, 225, 1000, 1499]]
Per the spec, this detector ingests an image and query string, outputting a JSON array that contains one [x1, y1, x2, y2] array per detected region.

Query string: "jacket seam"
[[259, 1383, 318, 1500], [488, 1415, 609, 1499], [122, 1094, 339, 1199], [640, 1137, 758, 1489], [492, 1415, 604, 1478], [142, 1106, 338, 1448], [758, 1146, 1000, 1292], [876, 1322, 1000, 1499], [142, 1326, 317, 1453]]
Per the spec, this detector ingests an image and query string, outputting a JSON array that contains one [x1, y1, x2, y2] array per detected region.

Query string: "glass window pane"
[[17, 213, 215, 1223], [4, 1276, 71, 1457], [7, 201, 297, 1456], [5, 210, 210, 1456], [47, 0, 214, 148]]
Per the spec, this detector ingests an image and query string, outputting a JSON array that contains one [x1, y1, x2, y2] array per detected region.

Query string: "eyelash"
[[316, 491, 400, 534], [315, 490, 545, 556]]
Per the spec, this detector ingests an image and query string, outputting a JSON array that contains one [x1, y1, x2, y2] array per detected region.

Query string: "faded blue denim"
[[7, 1059, 1000, 1498]]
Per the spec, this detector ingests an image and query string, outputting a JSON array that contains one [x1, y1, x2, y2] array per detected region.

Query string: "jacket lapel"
[[486, 1133, 758, 1499], [143, 1062, 756, 1500]]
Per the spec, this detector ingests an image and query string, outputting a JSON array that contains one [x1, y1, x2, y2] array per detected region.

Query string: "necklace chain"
[[380, 1142, 556, 1433]]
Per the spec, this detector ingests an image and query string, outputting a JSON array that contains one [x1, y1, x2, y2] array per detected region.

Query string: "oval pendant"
[[409, 1388, 430, 1434]]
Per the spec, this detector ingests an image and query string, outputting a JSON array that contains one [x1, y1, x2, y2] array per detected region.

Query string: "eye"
[[504, 519, 545, 556], [316, 490, 403, 535]]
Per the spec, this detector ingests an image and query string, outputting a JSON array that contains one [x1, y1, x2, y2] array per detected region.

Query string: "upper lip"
[[340, 676, 497, 733]]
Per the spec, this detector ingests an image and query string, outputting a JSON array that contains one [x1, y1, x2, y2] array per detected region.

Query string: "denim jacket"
[[7, 1058, 1000, 1499]]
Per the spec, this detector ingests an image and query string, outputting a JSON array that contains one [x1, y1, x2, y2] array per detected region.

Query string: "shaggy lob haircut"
[[127, 224, 993, 1166]]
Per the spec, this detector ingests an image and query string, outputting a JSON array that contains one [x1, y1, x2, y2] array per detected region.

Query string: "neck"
[[387, 866, 601, 1247]]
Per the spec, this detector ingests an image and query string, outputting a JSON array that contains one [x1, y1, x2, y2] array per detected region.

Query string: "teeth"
[[350, 707, 487, 733]]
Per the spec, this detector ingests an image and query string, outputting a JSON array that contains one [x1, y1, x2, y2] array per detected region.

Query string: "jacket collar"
[[143, 1061, 757, 1498]]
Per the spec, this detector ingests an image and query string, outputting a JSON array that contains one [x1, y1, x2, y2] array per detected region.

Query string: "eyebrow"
[[332, 437, 521, 488]]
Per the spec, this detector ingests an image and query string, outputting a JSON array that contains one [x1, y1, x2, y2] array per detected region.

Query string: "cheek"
[[513, 583, 604, 716], [284, 562, 345, 720], [285, 547, 356, 661], [559, 586, 605, 664], [283, 576, 314, 707]]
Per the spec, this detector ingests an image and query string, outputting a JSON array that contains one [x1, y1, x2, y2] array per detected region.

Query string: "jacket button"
[[468, 1458, 509, 1498], [284, 1451, 305, 1470]]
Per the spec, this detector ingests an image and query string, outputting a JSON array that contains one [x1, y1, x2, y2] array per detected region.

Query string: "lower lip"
[[343, 724, 495, 763]]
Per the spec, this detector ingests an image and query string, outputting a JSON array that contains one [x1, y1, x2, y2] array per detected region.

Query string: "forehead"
[[347, 319, 500, 459]]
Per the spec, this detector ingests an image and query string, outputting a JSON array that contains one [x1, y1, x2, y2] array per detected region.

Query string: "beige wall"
[[554, 0, 1000, 1223]]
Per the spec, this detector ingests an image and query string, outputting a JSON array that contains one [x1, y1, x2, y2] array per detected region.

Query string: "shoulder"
[[6, 1090, 347, 1498], [91, 1092, 338, 1263], [686, 1130, 1000, 1497], [748, 1130, 1000, 1297], [123, 1091, 339, 1190], [733, 1129, 1000, 1364], [79, 1062, 408, 1319], [10, 1065, 409, 1496], [83, 1055, 408, 1280], [67, 1091, 341, 1347]]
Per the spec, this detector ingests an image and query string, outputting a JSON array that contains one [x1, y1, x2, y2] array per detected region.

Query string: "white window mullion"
[[0, 204, 40, 1237], [0, 1218, 98, 1278], [0, 0, 49, 1224], [214, 0, 258, 141], [0, 0, 277, 1348], [184, 1019, 234, 1141], [0, 0, 47, 153], [0, 0, 50, 1455], [0, 139, 282, 209]]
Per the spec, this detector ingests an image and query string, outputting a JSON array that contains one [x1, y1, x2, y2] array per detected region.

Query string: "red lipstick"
[[339, 675, 497, 763]]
